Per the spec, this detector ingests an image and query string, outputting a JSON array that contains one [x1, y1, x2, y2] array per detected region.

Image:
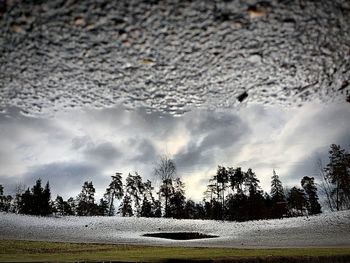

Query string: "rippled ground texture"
[[1, 0, 349, 116], [1, 211, 350, 248]]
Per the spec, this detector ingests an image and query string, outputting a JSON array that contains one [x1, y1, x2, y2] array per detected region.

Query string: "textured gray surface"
[[1, 211, 350, 248], [1, 0, 350, 116]]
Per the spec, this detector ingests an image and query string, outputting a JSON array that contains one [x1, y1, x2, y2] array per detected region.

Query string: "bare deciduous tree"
[[316, 158, 336, 211], [154, 155, 176, 217]]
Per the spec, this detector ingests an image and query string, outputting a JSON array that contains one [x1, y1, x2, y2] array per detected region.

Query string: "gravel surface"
[[1, 211, 350, 248], [1, 0, 349, 116]]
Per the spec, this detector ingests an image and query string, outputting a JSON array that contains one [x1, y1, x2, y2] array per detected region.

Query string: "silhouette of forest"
[[0, 144, 349, 221]]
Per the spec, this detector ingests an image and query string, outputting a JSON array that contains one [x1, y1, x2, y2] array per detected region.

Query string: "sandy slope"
[[1, 211, 350, 248]]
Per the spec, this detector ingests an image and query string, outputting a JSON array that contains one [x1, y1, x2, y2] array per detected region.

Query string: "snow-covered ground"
[[1, 211, 350, 248]]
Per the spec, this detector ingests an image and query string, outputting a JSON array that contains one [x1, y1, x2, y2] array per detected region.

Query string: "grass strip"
[[0, 240, 350, 262]]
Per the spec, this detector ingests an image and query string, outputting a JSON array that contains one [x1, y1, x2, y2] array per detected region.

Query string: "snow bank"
[[1, 211, 349, 248]]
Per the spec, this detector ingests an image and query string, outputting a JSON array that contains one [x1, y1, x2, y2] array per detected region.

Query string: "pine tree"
[[140, 180, 157, 217], [194, 202, 206, 219], [76, 181, 97, 216], [270, 170, 287, 218], [118, 195, 133, 217], [184, 199, 196, 219], [324, 144, 350, 210], [244, 168, 261, 195], [287, 187, 308, 216], [168, 178, 186, 218], [0, 185, 12, 212], [216, 166, 229, 211], [229, 167, 244, 194], [140, 198, 153, 217], [104, 172, 124, 216], [55, 195, 65, 215], [125, 172, 144, 216], [18, 188, 32, 214], [97, 198, 109, 216], [31, 179, 44, 215], [301, 176, 321, 215], [16, 179, 52, 216], [159, 178, 173, 217], [244, 168, 265, 220], [41, 181, 52, 215], [67, 197, 76, 215], [153, 200, 162, 218]]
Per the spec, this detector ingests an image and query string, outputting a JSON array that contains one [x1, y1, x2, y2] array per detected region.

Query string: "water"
[[0, 0, 349, 116]]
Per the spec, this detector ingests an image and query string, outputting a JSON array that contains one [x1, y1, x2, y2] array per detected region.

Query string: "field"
[[1, 240, 350, 262]]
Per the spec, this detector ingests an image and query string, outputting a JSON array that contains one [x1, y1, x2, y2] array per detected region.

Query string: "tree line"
[[0, 144, 349, 221]]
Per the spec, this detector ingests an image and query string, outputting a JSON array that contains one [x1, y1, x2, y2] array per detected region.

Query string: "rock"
[[237, 91, 248, 102], [75, 17, 84, 25], [12, 24, 23, 33], [140, 59, 154, 65], [248, 6, 266, 19], [247, 54, 262, 64]]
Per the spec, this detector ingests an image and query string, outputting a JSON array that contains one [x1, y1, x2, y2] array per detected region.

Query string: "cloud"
[[71, 136, 94, 150], [174, 110, 249, 172], [278, 103, 350, 187], [129, 138, 157, 164], [1, 161, 105, 200], [0, 107, 72, 177], [0, 103, 349, 202], [84, 142, 121, 164]]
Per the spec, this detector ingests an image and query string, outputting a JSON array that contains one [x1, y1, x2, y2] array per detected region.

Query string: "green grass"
[[0, 240, 350, 262]]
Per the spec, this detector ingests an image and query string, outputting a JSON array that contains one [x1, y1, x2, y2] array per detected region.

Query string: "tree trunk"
[[109, 195, 114, 216], [336, 182, 339, 211]]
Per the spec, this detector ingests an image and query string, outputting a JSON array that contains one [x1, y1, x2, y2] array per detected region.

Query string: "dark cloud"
[[175, 110, 249, 172], [1, 161, 105, 199], [284, 139, 350, 188], [129, 138, 157, 164], [174, 140, 214, 170], [279, 103, 350, 186], [187, 110, 243, 135], [84, 142, 121, 164], [71, 136, 93, 150], [0, 107, 69, 143]]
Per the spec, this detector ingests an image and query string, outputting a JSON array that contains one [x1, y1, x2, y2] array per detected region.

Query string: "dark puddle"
[[143, 232, 219, 240]]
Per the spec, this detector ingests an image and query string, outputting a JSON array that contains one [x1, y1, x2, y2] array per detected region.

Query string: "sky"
[[0, 102, 349, 204]]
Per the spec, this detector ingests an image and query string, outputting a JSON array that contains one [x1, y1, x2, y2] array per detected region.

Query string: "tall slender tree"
[[216, 166, 229, 210], [323, 144, 350, 210], [229, 167, 244, 194], [125, 172, 144, 216], [104, 172, 124, 216], [245, 168, 264, 220], [154, 155, 176, 217], [270, 170, 287, 218], [244, 168, 261, 195], [140, 180, 157, 217]]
